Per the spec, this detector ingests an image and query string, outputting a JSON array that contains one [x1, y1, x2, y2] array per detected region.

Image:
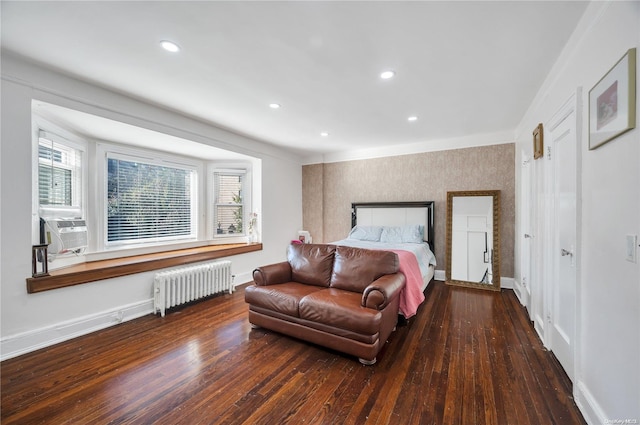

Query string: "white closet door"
[[547, 93, 580, 382]]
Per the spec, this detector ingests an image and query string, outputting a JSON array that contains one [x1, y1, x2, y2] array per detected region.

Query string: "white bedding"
[[338, 203, 436, 316]]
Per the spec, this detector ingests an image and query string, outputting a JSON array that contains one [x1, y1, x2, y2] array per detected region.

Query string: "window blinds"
[[214, 171, 245, 235], [38, 132, 82, 209], [107, 156, 196, 243]]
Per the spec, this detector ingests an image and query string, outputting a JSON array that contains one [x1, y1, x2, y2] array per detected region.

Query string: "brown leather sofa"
[[245, 243, 406, 365]]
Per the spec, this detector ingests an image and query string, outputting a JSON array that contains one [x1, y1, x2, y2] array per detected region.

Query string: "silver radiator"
[[153, 260, 233, 317]]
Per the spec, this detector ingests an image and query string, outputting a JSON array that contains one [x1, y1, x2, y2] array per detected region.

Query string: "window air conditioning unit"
[[41, 218, 88, 255]]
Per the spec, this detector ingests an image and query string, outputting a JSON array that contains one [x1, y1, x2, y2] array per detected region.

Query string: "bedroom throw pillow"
[[380, 225, 424, 243], [347, 225, 383, 241], [401, 224, 424, 243], [380, 226, 403, 243]]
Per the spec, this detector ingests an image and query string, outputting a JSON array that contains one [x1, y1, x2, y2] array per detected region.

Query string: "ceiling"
[[1, 1, 589, 158]]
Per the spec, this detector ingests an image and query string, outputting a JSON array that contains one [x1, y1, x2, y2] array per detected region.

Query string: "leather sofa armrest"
[[252, 262, 292, 286], [362, 273, 406, 310]]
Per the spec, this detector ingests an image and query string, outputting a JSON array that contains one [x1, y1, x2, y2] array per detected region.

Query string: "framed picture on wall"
[[533, 123, 543, 159], [589, 48, 636, 150]]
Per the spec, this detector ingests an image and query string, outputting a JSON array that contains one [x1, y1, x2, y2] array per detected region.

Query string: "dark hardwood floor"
[[1, 281, 586, 424]]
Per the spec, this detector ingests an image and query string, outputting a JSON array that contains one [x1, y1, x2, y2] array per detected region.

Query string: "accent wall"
[[302, 143, 515, 279]]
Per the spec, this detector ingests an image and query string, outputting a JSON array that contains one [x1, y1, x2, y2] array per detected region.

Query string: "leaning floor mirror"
[[445, 190, 501, 291]]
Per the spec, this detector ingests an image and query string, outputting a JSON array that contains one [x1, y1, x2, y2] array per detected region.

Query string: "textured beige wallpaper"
[[302, 143, 515, 277], [301, 163, 324, 244]]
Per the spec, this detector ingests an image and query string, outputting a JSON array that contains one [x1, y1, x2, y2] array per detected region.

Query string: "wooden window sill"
[[26, 243, 262, 294]]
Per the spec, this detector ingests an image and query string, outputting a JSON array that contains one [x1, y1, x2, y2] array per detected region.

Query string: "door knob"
[[561, 248, 573, 257]]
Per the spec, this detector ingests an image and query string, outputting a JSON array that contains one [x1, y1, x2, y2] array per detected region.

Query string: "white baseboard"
[[0, 299, 154, 361], [575, 379, 607, 425], [512, 279, 530, 307], [533, 314, 546, 344], [434, 269, 445, 281], [500, 277, 514, 289]]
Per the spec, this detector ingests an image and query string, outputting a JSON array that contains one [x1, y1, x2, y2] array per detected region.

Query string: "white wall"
[[514, 2, 640, 423], [0, 54, 303, 360]]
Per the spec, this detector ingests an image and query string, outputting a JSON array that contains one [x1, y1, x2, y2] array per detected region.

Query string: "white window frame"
[[35, 130, 86, 220], [96, 143, 202, 250], [209, 164, 252, 242]]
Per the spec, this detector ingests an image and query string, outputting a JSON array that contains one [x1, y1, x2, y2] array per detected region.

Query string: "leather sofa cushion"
[[249, 306, 379, 345], [287, 244, 336, 287], [299, 288, 381, 335], [330, 246, 399, 293], [245, 282, 323, 317]]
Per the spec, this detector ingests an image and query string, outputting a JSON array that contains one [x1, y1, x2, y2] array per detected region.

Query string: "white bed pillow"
[[347, 225, 383, 241], [380, 226, 403, 243], [380, 224, 424, 244], [401, 224, 424, 243]]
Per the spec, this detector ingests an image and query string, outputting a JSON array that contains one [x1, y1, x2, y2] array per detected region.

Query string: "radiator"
[[153, 260, 233, 317]]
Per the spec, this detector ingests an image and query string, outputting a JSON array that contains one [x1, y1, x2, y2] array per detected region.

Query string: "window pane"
[[214, 172, 245, 235], [38, 144, 64, 163], [38, 140, 79, 208], [215, 205, 243, 234], [217, 174, 243, 204], [107, 158, 194, 243], [39, 164, 72, 206]]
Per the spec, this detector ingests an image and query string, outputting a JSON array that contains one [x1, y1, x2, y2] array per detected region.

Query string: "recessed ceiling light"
[[320, 132, 330, 137], [408, 116, 418, 122], [269, 103, 281, 109], [380, 70, 395, 80], [160, 40, 180, 53]]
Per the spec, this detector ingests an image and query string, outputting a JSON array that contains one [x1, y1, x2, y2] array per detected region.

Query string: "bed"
[[331, 201, 436, 318]]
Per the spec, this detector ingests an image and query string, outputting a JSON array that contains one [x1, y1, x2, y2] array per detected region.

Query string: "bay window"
[[34, 105, 257, 264]]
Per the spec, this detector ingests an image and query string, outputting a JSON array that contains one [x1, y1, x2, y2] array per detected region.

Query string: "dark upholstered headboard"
[[351, 201, 434, 252]]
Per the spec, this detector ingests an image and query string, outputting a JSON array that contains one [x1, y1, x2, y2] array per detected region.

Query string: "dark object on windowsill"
[[217, 222, 224, 234], [228, 224, 236, 234], [32, 244, 49, 277]]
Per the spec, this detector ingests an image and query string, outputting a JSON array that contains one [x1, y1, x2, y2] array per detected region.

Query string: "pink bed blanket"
[[391, 249, 425, 318]]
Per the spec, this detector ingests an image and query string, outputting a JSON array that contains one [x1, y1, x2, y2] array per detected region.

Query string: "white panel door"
[[520, 152, 533, 311], [531, 152, 546, 340], [548, 95, 579, 382]]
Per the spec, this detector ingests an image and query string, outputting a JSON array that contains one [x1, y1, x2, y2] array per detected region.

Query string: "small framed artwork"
[[533, 123, 543, 159], [589, 48, 636, 150]]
